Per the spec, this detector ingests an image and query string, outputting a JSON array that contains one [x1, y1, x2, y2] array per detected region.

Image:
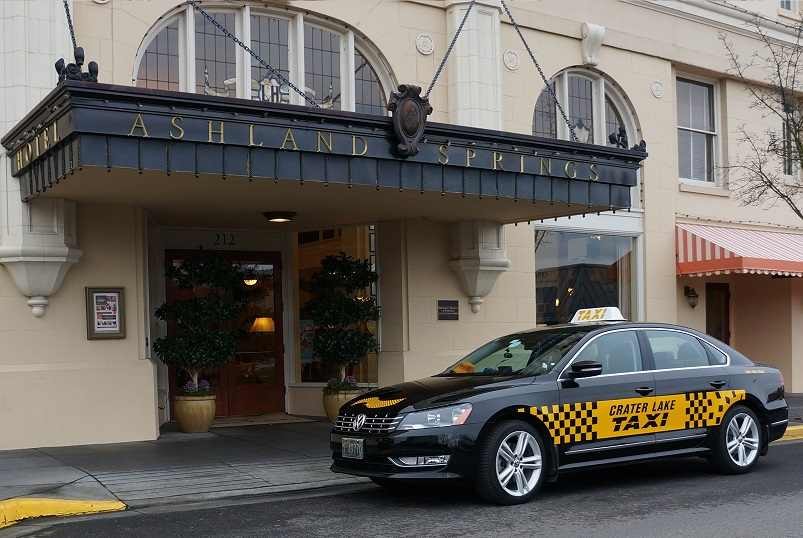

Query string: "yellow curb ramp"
[[0, 498, 126, 529], [780, 424, 803, 441]]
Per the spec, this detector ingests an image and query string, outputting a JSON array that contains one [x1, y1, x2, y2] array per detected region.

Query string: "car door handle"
[[710, 380, 728, 389], [635, 386, 654, 396]]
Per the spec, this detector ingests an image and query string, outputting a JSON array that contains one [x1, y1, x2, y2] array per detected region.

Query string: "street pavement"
[[13, 439, 803, 538]]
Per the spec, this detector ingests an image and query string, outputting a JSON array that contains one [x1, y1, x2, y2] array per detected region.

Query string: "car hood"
[[342, 375, 533, 414]]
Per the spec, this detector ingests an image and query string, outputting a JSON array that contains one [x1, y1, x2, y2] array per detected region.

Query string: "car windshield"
[[442, 327, 592, 376]]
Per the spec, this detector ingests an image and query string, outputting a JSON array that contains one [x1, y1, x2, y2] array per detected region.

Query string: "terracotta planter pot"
[[323, 390, 364, 422], [173, 395, 217, 433]]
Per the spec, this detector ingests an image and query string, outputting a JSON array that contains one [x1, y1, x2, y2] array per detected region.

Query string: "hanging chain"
[[499, 0, 576, 141], [424, 0, 476, 100], [185, 0, 318, 107], [62, 0, 78, 50]]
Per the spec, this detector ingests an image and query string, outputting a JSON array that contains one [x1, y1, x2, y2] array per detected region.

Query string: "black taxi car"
[[330, 307, 789, 504]]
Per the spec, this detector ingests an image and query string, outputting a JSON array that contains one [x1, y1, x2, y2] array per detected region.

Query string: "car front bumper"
[[330, 423, 483, 479]]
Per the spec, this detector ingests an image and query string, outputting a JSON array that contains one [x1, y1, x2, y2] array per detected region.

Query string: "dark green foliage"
[[153, 251, 247, 388], [302, 252, 379, 379]]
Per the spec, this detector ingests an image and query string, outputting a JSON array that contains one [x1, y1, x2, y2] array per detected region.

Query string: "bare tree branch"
[[719, 16, 803, 221]]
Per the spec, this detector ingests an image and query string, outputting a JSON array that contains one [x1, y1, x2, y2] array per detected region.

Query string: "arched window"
[[135, 6, 393, 115], [532, 69, 638, 148], [136, 20, 179, 91]]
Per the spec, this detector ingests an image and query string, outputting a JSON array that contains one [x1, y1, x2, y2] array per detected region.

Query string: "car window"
[[444, 328, 590, 376], [645, 330, 710, 369], [703, 341, 728, 365], [573, 331, 643, 375]]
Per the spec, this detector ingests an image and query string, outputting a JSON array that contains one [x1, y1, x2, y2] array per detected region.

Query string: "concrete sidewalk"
[[0, 420, 364, 529]]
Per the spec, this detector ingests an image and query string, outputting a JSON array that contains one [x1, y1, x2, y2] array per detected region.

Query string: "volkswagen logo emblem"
[[353, 414, 366, 432]]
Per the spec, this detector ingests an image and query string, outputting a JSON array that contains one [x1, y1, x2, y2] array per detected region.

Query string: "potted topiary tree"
[[153, 251, 247, 433], [302, 252, 379, 421]]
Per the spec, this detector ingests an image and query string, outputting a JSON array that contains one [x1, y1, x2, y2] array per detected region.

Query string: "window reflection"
[[298, 225, 377, 382], [250, 14, 290, 102], [533, 81, 557, 138], [535, 231, 634, 325], [568, 75, 594, 143], [195, 11, 237, 96], [136, 21, 179, 91], [354, 50, 386, 115], [304, 24, 341, 109]]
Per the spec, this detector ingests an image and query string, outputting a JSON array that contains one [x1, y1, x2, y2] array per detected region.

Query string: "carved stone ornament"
[[55, 47, 99, 84], [387, 84, 433, 157], [581, 22, 606, 66]]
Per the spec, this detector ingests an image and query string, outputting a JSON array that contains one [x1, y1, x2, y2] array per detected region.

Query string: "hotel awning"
[[2, 81, 647, 229], [676, 222, 803, 277]]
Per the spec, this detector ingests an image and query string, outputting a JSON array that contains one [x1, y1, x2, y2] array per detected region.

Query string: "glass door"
[[165, 250, 284, 418]]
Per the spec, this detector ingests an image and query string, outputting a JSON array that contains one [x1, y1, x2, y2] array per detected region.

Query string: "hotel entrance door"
[[166, 251, 284, 418]]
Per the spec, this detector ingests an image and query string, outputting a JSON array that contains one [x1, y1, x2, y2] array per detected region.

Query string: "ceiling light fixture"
[[262, 211, 296, 223]]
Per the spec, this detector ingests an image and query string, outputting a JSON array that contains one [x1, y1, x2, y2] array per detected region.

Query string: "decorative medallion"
[[387, 84, 432, 157], [503, 49, 520, 71], [415, 33, 434, 55], [55, 47, 99, 83], [650, 80, 665, 99]]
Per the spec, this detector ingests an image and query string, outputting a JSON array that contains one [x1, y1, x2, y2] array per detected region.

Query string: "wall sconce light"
[[684, 286, 699, 308], [243, 276, 258, 286]]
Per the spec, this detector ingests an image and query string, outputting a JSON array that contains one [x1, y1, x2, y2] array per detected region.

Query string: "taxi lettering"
[[612, 412, 670, 432]]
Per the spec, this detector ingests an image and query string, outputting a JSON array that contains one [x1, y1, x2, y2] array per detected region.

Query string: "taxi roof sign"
[[570, 307, 626, 324]]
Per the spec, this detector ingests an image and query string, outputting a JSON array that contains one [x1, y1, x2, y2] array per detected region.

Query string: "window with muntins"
[[532, 69, 636, 148], [134, 7, 391, 115], [135, 21, 179, 91], [677, 78, 716, 182]]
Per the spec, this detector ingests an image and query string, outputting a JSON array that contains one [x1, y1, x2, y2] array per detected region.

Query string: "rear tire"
[[710, 405, 762, 474], [474, 420, 546, 505]]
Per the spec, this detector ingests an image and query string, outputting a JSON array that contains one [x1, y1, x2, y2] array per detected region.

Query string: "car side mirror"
[[569, 360, 603, 378]]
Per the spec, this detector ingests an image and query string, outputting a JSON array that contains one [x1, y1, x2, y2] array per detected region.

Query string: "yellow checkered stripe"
[[528, 402, 599, 445], [683, 389, 745, 429], [352, 396, 405, 409]]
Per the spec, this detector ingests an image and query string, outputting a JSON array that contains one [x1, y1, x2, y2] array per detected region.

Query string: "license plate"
[[341, 437, 364, 460]]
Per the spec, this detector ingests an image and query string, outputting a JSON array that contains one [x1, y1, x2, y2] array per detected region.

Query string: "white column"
[[445, 0, 503, 130], [444, 2, 509, 310], [0, 0, 82, 316]]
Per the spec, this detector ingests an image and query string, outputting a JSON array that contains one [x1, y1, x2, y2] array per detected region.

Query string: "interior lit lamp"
[[243, 277, 258, 286], [249, 316, 275, 333]]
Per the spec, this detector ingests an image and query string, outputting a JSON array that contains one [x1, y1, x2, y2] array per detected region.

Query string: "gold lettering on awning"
[[128, 114, 149, 137], [170, 116, 185, 140]]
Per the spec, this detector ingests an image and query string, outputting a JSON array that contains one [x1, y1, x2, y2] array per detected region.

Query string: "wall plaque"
[[437, 300, 459, 321]]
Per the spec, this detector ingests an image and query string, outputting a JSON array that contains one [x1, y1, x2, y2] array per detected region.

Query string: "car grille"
[[334, 415, 402, 434]]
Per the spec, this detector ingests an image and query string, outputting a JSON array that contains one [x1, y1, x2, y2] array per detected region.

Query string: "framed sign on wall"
[[85, 287, 126, 339]]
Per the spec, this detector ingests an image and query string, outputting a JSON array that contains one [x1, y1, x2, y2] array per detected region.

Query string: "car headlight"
[[397, 403, 472, 430]]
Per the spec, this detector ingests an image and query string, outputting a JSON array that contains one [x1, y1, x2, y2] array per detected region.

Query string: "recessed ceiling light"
[[262, 211, 296, 223]]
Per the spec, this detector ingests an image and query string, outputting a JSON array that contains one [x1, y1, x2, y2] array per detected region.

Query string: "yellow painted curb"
[[0, 498, 126, 529], [781, 424, 803, 441]]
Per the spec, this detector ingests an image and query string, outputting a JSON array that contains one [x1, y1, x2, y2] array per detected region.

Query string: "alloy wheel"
[[725, 412, 760, 467], [495, 430, 542, 496]]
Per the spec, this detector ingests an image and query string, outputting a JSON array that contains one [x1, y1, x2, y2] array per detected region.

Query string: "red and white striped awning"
[[676, 223, 803, 277]]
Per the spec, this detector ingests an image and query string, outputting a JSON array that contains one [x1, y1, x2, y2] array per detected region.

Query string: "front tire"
[[474, 420, 546, 505], [711, 405, 762, 474]]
